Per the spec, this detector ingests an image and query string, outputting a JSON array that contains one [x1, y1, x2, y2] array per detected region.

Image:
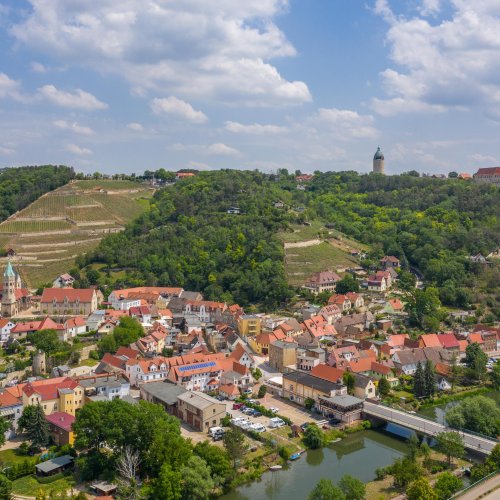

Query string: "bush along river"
[[221, 429, 410, 500], [417, 390, 500, 425]]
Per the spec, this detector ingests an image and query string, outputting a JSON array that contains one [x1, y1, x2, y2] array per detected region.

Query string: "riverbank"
[[419, 387, 490, 410]]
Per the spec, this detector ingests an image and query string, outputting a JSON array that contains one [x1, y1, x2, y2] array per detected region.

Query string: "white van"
[[269, 417, 285, 429], [209, 426, 224, 438]]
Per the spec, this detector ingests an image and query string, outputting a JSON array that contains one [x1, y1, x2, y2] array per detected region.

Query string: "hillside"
[[82, 170, 499, 318], [0, 180, 154, 287], [278, 221, 367, 286]]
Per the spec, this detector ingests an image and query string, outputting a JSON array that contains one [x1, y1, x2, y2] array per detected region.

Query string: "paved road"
[[364, 402, 498, 454], [458, 474, 500, 500]]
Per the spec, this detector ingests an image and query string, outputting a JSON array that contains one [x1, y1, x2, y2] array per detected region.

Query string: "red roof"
[[46, 412, 75, 432], [468, 333, 484, 344], [387, 299, 404, 311], [476, 167, 500, 175], [437, 334, 459, 349], [219, 384, 240, 396], [41, 288, 95, 304], [419, 334, 442, 348], [22, 377, 79, 401], [0, 391, 21, 408], [11, 317, 64, 334], [64, 317, 86, 329], [311, 364, 345, 383]]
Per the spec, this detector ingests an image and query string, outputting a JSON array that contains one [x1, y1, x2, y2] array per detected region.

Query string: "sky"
[[1, 0, 500, 175]]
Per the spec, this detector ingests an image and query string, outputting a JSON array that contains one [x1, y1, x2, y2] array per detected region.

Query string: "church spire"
[[4, 261, 15, 278]]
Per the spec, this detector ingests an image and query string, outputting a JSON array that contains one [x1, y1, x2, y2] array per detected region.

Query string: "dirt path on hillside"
[[284, 239, 321, 249]]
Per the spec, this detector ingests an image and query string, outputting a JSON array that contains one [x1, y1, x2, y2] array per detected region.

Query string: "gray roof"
[[283, 371, 342, 394], [141, 382, 187, 405], [36, 455, 73, 473], [80, 376, 127, 390], [177, 391, 222, 409], [180, 290, 203, 301], [323, 394, 364, 408], [271, 340, 298, 349], [354, 374, 373, 389]]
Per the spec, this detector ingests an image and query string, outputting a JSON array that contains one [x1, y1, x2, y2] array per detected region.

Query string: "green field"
[[0, 449, 36, 466], [12, 473, 76, 496], [0, 180, 154, 287]]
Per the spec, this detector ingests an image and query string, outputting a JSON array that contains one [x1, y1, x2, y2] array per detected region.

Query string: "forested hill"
[[84, 170, 294, 307], [84, 170, 499, 314], [0, 165, 75, 221], [307, 172, 500, 311]]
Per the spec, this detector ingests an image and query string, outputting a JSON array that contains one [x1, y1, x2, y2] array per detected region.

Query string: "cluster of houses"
[[0, 259, 499, 439]]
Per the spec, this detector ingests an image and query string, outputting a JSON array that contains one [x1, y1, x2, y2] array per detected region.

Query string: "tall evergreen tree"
[[18, 404, 49, 449], [424, 360, 435, 398], [413, 362, 425, 398]]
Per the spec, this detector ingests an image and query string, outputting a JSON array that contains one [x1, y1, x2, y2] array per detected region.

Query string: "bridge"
[[363, 401, 498, 455]]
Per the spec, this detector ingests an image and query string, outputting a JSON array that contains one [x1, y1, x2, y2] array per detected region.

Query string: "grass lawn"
[[12, 474, 76, 496], [278, 221, 325, 243], [78, 358, 99, 367], [0, 449, 36, 466]]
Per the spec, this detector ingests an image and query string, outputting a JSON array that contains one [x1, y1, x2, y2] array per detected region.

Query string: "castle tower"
[[32, 351, 47, 376], [1, 261, 18, 317], [373, 146, 385, 174]]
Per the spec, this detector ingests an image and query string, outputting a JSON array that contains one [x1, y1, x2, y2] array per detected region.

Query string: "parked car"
[[243, 388, 253, 395], [232, 403, 244, 410], [252, 411, 262, 418], [249, 423, 266, 433], [269, 407, 279, 414], [269, 417, 285, 429], [300, 422, 311, 431]]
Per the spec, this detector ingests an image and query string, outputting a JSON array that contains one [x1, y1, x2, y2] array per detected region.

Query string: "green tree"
[[377, 377, 390, 397], [308, 479, 346, 500], [423, 360, 435, 398], [193, 441, 232, 487], [407, 435, 420, 463], [405, 287, 441, 330], [445, 396, 500, 438], [18, 404, 49, 449], [335, 275, 359, 294], [406, 478, 437, 500], [448, 353, 462, 393], [420, 442, 431, 469], [223, 428, 248, 467], [435, 431, 464, 467], [150, 463, 182, 500], [303, 424, 324, 449], [490, 360, 500, 389], [0, 474, 12, 500], [465, 342, 488, 382], [0, 417, 10, 448], [181, 455, 214, 500], [30, 329, 64, 355], [433, 471, 462, 500], [343, 372, 355, 395], [257, 385, 267, 398], [251, 367, 262, 381], [338, 474, 366, 500], [413, 362, 425, 398], [398, 270, 416, 292], [391, 456, 424, 488]]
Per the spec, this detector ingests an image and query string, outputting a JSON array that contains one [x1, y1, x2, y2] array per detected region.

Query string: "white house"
[[64, 317, 87, 339], [0, 319, 15, 345], [125, 357, 170, 387]]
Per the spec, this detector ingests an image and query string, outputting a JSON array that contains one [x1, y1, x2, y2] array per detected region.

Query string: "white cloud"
[[372, 1, 500, 116], [224, 121, 288, 134], [38, 85, 108, 110], [30, 62, 47, 73], [65, 143, 92, 155], [206, 143, 241, 156], [53, 120, 94, 135], [0, 73, 24, 100], [10, 1, 311, 106], [0, 145, 15, 155], [468, 153, 497, 163], [127, 122, 144, 131], [151, 96, 207, 123], [311, 108, 377, 140]]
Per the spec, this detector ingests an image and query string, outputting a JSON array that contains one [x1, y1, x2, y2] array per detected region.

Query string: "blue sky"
[[1, 0, 500, 175]]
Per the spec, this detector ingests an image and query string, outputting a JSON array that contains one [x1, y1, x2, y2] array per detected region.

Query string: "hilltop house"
[[304, 271, 341, 294]]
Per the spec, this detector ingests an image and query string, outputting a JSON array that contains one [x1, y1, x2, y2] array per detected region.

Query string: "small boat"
[[269, 465, 283, 471], [289, 453, 301, 461]]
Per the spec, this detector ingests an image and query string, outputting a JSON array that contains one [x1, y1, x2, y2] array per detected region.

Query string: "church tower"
[[1, 261, 18, 317], [373, 146, 385, 174]]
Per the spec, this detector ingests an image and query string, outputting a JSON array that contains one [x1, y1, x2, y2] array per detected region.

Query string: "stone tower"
[[32, 350, 47, 376], [1, 261, 18, 317], [373, 146, 385, 174]]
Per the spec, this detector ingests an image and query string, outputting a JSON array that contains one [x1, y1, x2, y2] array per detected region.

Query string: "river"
[[221, 429, 409, 500]]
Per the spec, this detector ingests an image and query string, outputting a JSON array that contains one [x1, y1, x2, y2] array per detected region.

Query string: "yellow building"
[[237, 315, 261, 337], [21, 377, 84, 416], [282, 371, 346, 406]]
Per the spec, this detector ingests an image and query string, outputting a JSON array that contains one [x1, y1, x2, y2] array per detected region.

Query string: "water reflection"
[[305, 447, 324, 465]]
